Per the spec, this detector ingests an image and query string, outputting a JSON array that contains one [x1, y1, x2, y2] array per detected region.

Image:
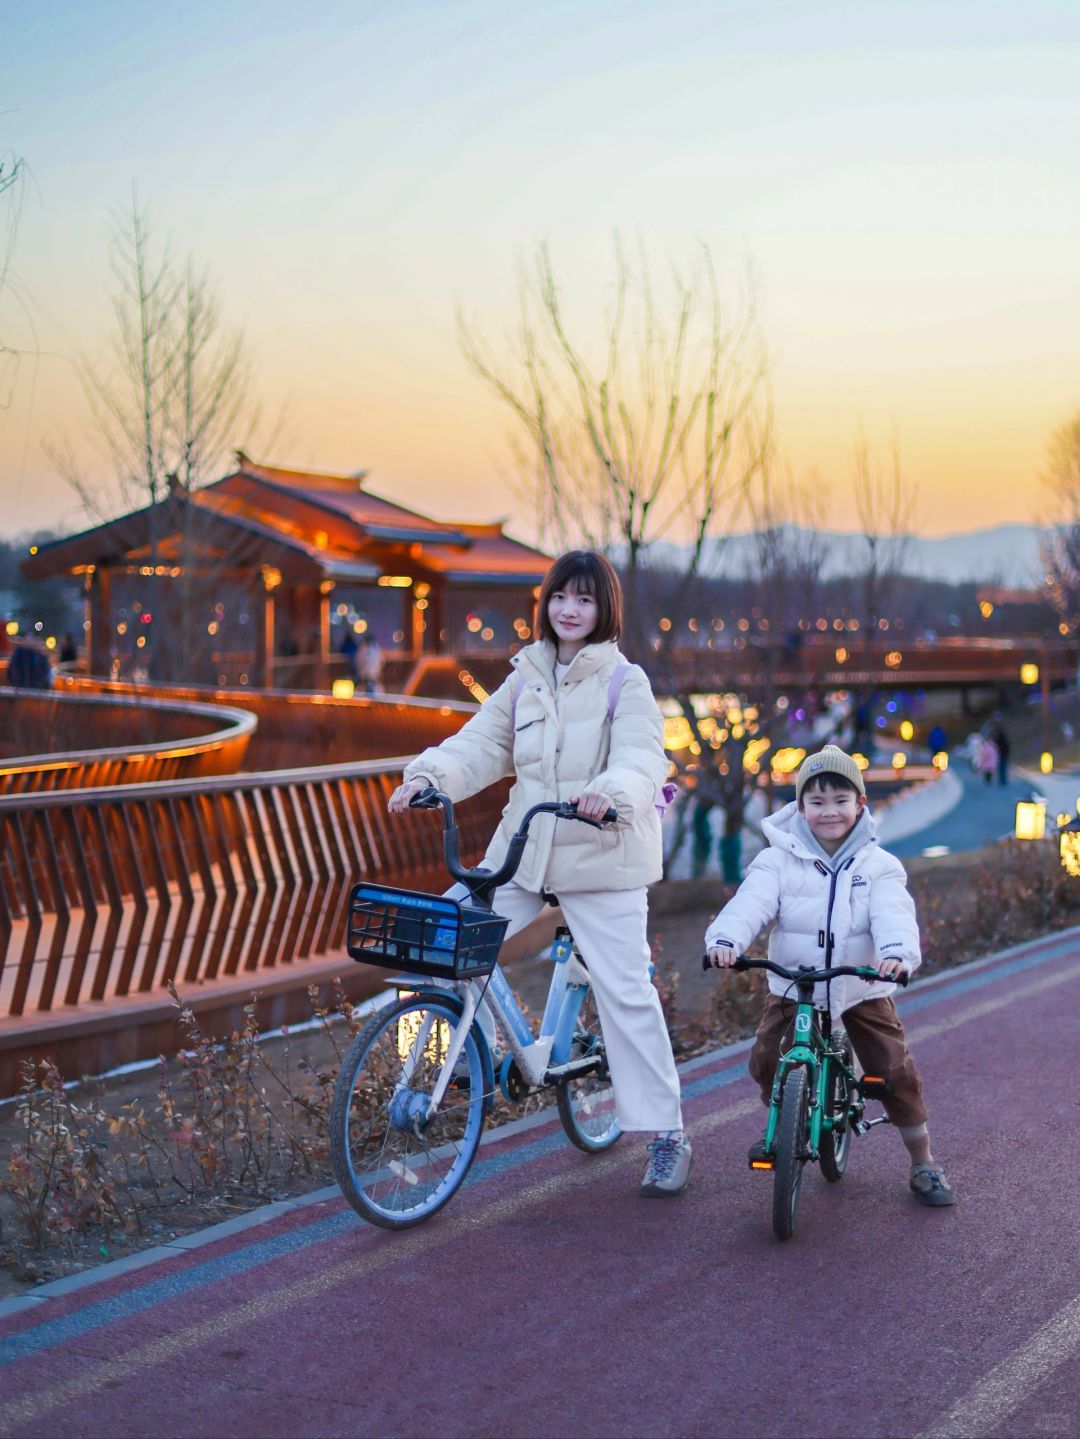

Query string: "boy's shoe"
[[747, 1137, 770, 1163], [909, 1164, 956, 1207], [640, 1136, 693, 1197]]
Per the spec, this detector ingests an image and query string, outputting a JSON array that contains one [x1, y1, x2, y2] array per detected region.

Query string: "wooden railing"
[[53, 676, 476, 771], [0, 689, 256, 794], [0, 759, 506, 1091]]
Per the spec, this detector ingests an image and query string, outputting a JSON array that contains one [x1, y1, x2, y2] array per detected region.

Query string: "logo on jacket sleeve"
[[851, 874, 867, 888]]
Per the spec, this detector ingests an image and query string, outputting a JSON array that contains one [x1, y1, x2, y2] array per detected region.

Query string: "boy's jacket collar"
[[763, 800, 877, 869]]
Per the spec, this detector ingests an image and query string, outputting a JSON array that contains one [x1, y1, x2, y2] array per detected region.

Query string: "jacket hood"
[[762, 800, 877, 868], [511, 638, 623, 687]]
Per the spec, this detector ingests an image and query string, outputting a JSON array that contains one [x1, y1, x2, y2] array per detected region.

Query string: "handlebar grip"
[[408, 786, 441, 809], [893, 970, 910, 988], [565, 802, 619, 828], [701, 952, 750, 971]]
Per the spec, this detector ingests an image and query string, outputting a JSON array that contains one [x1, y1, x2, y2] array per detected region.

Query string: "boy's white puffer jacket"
[[703, 801, 922, 1018], [402, 639, 668, 894]]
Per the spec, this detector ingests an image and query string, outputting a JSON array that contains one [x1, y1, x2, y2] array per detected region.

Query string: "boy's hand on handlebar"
[[705, 943, 739, 969], [569, 789, 616, 823], [388, 778, 432, 814], [874, 958, 909, 982]]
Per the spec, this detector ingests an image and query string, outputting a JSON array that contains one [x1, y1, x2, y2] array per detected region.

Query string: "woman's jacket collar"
[[511, 638, 622, 686]]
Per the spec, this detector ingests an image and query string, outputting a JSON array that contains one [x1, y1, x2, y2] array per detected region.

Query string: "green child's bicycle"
[[708, 955, 909, 1240]]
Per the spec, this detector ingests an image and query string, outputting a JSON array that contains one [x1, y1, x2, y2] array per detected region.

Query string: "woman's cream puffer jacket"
[[402, 639, 668, 894]]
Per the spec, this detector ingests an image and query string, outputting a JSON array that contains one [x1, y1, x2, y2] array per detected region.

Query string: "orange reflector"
[[862, 1076, 885, 1084], [750, 1159, 775, 1171]]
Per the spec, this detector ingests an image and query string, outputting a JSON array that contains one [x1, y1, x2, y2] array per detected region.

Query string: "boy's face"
[[800, 782, 865, 854]]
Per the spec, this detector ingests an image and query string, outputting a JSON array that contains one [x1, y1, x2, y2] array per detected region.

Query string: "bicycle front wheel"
[[331, 994, 486, 1229], [819, 1036, 854, 1183], [772, 1064, 809, 1241], [554, 988, 622, 1153]]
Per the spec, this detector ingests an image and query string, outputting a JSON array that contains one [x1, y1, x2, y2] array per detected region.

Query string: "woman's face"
[[547, 582, 599, 651]]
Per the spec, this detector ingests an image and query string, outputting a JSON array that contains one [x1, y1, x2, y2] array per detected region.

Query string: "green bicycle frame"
[[761, 1001, 856, 1158]]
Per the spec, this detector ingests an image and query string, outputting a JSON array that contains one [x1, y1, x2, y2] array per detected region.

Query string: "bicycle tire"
[[554, 988, 622, 1154], [330, 994, 485, 1229], [819, 1035, 854, 1183], [772, 1064, 809, 1241]]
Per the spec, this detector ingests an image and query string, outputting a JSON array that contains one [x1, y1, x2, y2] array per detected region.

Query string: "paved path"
[[887, 762, 1039, 859], [2, 932, 1079, 1438]]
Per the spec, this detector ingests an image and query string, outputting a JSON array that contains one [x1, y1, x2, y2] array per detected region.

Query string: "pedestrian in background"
[[991, 721, 1010, 785], [7, 635, 53, 690], [359, 633, 383, 694]]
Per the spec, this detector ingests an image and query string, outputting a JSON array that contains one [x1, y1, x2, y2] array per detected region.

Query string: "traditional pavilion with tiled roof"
[[23, 457, 551, 689]]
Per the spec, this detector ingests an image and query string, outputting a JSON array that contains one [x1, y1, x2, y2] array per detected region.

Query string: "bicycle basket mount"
[[346, 883, 508, 979]]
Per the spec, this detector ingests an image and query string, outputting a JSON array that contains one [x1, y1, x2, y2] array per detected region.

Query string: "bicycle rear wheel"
[[772, 1064, 809, 1241], [331, 994, 485, 1229], [554, 988, 621, 1153], [819, 1036, 854, 1183]]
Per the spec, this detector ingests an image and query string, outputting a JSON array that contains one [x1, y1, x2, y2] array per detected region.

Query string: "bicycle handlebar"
[[408, 787, 618, 907], [700, 953, 910, 987]]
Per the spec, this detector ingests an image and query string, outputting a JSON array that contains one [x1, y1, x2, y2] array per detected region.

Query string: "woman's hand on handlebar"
[[705, 942, 739, 969], [388, 777, 433, 815], [569, 789, 616, 823]]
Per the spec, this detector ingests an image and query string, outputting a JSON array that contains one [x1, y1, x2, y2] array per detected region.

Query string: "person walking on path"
[[388, 549, 691, 1198], [704, 744, 955, 1207], [991, 721, 1011, 786]]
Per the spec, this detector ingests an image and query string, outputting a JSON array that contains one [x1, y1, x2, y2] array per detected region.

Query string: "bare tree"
[[50, 194, 262, 519], [459, 237, 770, 658], [1040, 409, 1080, 632], [852, 429, 918, 635], [0, 149, 27, 412]]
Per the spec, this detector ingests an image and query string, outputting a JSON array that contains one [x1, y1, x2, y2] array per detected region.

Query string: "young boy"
[[704, 745, 955, 1207]]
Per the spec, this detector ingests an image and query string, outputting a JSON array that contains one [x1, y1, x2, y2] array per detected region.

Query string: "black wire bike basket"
[[346, 883, 509, 979]]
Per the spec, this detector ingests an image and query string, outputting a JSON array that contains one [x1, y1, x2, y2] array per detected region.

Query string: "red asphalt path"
[[2, 931, 1079, 1439]]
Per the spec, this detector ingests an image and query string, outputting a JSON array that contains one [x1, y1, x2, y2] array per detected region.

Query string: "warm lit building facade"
[[23, 458, 551, 690]]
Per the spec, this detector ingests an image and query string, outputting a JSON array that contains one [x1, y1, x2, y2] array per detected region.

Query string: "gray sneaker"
[[640, 1136, 693, 1197], [909, 1164, 956, 1207]]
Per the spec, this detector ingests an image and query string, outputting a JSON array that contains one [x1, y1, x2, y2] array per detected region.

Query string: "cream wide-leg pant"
[[489, 881, 683, 1134]]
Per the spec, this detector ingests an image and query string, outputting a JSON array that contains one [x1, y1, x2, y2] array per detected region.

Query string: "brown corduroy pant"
[[748, 993, 929, 1128]]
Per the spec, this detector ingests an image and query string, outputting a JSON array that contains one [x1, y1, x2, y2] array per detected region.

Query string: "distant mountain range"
[[646, 525, 1048, 588]]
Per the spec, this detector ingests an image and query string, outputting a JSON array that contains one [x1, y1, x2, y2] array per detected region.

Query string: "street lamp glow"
[[1040, 752, 1054, 774], [1020, 663, 1039, 685], [899, 720, 914, 741]]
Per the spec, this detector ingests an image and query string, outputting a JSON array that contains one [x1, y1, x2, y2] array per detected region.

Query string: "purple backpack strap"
[[606, 661, 630, 722]]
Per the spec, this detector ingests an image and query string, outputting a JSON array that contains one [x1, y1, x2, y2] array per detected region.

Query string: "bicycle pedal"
[[856, 1075, 891, 1099], [749, 1156, 775, 1172]]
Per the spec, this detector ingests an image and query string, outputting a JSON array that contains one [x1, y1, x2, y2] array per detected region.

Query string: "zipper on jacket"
[[822, 856, 856, 967]]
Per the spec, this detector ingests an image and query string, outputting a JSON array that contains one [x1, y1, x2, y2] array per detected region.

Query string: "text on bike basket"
[[346, 883, 509, 979]]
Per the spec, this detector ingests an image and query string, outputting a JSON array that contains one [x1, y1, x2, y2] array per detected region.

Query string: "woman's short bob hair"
[[536, 550, 622, 645]]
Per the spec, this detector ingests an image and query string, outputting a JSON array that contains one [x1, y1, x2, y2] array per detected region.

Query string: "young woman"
[[388, 550, 689, 1196]]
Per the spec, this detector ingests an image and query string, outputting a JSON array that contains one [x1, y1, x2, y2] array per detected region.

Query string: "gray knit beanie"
[[795, 744, 866, 803]]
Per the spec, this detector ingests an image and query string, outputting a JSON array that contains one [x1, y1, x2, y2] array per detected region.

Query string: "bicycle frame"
[[761, 1002, 856, 1160], [395, 925, 598, 1120]]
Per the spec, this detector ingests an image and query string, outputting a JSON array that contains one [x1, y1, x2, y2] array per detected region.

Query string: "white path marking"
[[919, 1292, 1080, 1438]]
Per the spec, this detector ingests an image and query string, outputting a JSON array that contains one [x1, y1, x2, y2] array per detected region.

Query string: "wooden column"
[[255, 567, 280, 689], [87, 566, 112, 677]]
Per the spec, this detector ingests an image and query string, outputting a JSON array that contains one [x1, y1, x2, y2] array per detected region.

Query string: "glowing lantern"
[[1040, 752, 1054, 775], [1020, 663, 1039, 685], [332, 678, 356, 699], [899, 720, 914, 741], [1014, 801, 1046, 841]]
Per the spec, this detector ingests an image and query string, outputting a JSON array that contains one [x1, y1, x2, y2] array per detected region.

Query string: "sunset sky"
[[3, 0, 1079, 544]]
